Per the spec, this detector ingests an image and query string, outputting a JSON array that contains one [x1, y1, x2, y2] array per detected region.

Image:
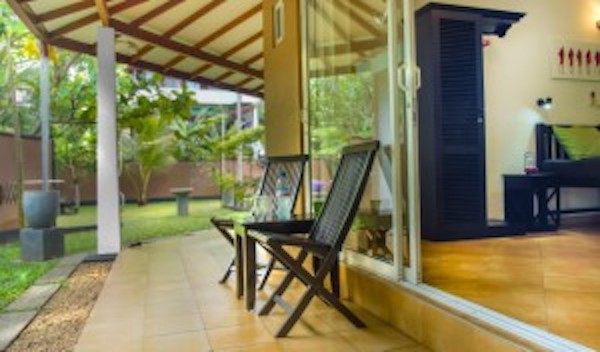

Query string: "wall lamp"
[[537, 97, 553, 110]]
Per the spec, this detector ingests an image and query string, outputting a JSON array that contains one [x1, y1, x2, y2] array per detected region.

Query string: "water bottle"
[[275, 171, 292, 220]]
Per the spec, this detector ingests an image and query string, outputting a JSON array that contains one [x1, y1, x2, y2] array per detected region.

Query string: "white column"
[[236, 93, 243, 183], [96, 27, 121, 255], [39, 47, 51, 192]]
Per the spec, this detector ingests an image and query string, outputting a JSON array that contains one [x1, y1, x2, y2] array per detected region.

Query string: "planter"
[[23, 190, 59, 229], [20, 228, 64, 261]]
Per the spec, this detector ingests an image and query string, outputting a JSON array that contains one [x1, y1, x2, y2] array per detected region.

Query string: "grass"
[[0, 244, 56, 311], [0, 199, 237, 311], [58, 199, 237, 254]]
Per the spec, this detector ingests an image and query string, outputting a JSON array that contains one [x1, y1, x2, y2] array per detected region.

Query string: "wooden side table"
[[503, 173, 561, 232]]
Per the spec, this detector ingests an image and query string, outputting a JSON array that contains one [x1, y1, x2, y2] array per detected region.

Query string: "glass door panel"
[[305, 0, 409, 275]]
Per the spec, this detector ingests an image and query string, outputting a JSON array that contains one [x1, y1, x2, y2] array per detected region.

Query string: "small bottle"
[[275, 171, 291, 219], [524, 152, 538, 175]]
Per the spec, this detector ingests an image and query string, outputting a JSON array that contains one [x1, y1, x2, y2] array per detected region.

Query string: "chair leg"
[[219, 257, 235, 284], [258, 269, 296, 316], [313, 256, 339, 298], [258, 257, 276, 290], [258, 251, 308, 316], [331, 260, 340, 298], [275, 285, 319, 337]]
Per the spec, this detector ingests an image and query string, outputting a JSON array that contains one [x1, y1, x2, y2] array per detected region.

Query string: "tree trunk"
[[139, 167, 152, 207], [70, 166, 81, 210], [8, 48, 25, 227]]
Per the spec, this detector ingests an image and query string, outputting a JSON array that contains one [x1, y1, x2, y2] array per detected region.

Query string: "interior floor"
[[422, 217, 600, 350]]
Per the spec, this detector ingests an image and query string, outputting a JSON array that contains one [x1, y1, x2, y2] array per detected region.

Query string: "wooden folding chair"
[[211, 154, 308, 287], [248, 141, 379, 337]]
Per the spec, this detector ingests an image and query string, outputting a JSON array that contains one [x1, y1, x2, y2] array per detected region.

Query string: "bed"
[[535, 123, 600, 193]]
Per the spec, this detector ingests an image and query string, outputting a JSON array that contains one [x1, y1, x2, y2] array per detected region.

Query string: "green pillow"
[[552, 126, 600, 160]]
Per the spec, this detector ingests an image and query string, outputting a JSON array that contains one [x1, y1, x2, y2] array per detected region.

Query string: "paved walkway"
[[75, 231, 428, 352]]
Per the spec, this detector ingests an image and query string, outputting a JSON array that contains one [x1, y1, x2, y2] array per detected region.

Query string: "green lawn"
[[59, 199, 237, 254], [0, 244, 56, 311], [0, 199, 237, 311]]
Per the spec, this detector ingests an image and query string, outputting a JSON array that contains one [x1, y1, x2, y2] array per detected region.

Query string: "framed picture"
[[552, 40, 600, 81], [273, 0, 285, 47]]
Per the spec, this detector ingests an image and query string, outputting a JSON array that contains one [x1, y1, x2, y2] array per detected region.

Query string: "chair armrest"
[[249, 232, 329, 256], [210, 217, 235, 229], [243, 218, 314, 234]]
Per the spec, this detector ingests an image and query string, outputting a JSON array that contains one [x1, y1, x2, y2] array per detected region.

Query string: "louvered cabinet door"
[[417, 10, 487, 239], [437, 13, 486, 235]]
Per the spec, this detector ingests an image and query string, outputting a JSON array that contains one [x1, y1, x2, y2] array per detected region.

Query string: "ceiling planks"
[[130, 0, 226, 63], [8, 0, 266, 96]]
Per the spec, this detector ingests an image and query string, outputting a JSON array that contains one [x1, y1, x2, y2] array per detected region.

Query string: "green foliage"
[[309, 73, 374, 158], [0, 2, 40, 135], [0, 243, 56, 311]]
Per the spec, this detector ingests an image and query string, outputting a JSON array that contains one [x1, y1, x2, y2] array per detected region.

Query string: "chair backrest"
[[310, 141, 380, 248], [257, 155, 309, 210]]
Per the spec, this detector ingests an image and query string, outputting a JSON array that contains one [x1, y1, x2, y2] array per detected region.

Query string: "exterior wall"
[[0, 133, 43, 230], [342, 265, 540, 352], [263, 0, 303, 156], [417, 0, 600, 218]]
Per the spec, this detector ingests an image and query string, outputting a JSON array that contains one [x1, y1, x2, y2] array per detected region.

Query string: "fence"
[[0, 133, 43, 230]]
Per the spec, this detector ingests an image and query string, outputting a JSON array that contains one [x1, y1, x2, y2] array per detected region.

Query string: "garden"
[[0, 1, 261, 315]]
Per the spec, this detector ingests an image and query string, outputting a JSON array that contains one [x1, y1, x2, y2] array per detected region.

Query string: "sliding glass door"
[[303, 0, 418, 279]]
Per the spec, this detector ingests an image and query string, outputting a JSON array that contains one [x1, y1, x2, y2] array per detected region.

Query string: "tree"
[[50, 53, 97, 209], [309, 72, 374, 176], [0, 4, 40, 225], [118, 72, 195, 206]]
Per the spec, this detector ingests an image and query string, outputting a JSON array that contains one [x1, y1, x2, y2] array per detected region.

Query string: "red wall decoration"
[[552, 41, 600, 81]]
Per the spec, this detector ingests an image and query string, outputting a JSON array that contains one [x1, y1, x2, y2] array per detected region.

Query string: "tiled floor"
[[75, 231, 428, 352], [423, 223, 600, 350]]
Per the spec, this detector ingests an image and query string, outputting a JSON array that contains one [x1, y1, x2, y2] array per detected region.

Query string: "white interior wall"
[[417, 0, 600, 219]]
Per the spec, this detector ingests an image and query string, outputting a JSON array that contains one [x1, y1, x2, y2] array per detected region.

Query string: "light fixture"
[[536, 97, 553, 110]]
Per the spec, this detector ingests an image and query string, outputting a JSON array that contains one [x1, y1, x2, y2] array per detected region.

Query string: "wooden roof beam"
[[130, 0, 226, 62], [179, 30, 262, 77], [34, 0, 96, 23], [338, 0, 382, 38], [130, 0, 184, 27], [94, 0, 109, 26], [164, 4, 262, 72], [6, 0, 47, 39], [213, 49, 263, 82], [49, 0, 147, 39], [48, 37, 263, 97], [109, 19, 262, 78]]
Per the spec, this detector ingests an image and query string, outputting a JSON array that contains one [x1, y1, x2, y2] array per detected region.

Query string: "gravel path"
[[6, 263, 111, 352]]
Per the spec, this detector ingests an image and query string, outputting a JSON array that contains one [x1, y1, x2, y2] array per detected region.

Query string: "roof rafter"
[[34, 0, 96, 23], [48, 36, 262, 97], [109, 19, 262, 79], [212, 40, 263, 82], [163, 3, 262, 71], [94, 0, 110, 26], [6, 0, 47, 39], [48, 0, 147, 39], [130, 0, 184, 27], [184, 30, 262, 78], [131, 0, 226, 63]]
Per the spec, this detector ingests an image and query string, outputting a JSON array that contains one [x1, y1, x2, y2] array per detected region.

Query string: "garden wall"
[[61, 160, 263, 204], [0, 133, 43, 230]]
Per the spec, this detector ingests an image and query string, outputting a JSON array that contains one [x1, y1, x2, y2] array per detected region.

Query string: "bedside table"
[[503, 173, 561, 232]]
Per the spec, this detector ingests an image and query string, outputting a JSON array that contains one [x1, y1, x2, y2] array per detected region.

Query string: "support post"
[[236, 93, 243, 183], [39, 43, 51, 192], [96, 27, 121, 255]]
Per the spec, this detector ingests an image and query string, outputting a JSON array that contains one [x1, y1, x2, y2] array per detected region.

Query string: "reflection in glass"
[[306, 0, 407, 264]]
